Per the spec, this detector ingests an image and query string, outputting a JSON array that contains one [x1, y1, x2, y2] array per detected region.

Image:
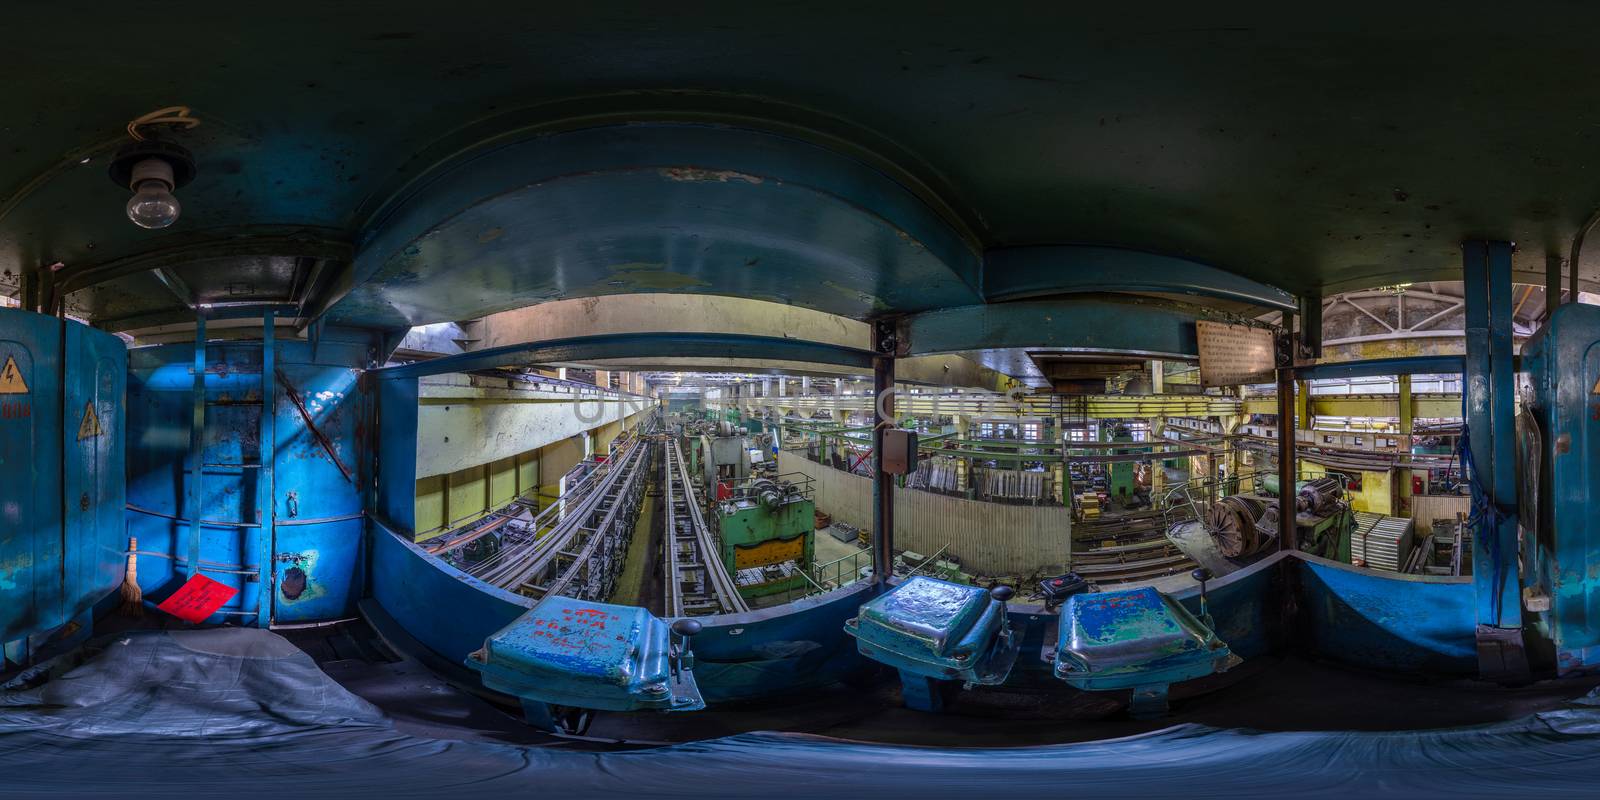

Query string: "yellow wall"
[[414, 446, 543, 540], [1297, 460, 1393, 515], [413, 409, 650, 540], [594, 420, 624, 452]]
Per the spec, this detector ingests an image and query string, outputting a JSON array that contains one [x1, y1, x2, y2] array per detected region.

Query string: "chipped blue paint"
[[1296, 555, 1475, 674], [846, 576, 1018, 689], [330, 123, 983, 328], [1500, 300, 1600, 673], [1053, 586, 1231, 716], [467, 597, 703, 714], [0, 311, 125, 654]]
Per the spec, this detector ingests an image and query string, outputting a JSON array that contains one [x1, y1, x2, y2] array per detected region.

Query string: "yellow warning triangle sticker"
[[78, 403, 103, 440], [1593, 375, 1600, 395], [0, 356, 26, 394]]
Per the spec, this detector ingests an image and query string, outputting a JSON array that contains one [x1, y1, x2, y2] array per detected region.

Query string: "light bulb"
[[123, 157, 181, 229], [126, 180, 181, 229]]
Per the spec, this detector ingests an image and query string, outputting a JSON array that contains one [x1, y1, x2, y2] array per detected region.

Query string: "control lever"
[[670, 618, 702, 679], [990, 585, 1015, 647], [1191, 568, 1214, 628]]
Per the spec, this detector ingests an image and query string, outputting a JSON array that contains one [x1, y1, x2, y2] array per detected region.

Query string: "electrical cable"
[[127, 106, 200, 140]]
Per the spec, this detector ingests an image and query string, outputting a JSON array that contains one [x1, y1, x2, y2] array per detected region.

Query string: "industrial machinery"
[[467, 597, 705, 733], [714, 476, 815, 600], [663, 438, 749, 617], [1106, 423, 1140, 502], [845, 577, 1020, 711], [1521, 302, 1600, 674], [1047, 578, 1233, 718], [0, 310, 126, 664], [1199, 474, 1356, 563], [451, 434, 652, 602]]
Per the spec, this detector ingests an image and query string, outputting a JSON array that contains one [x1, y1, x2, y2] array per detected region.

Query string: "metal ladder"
[[184, 311, 276, 627]]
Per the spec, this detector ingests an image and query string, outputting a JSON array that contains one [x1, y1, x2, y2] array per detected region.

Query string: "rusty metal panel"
[[1196, 320, 1275, 387]]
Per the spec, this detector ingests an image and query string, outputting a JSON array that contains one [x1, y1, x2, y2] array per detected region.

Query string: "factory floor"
[[609, 476, 666, 613], [281, 617, 1600, 749], [813, 525, 870, 575]]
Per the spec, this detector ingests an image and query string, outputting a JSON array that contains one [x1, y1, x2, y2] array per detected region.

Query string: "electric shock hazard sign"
[[78, 403, 103, 440], [0, 356, 27, 394], [0, 352, 28, 421]]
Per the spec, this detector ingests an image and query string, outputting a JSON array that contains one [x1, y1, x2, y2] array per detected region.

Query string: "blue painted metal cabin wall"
[[369, 522, 531, 662], [0, 310, 125, 654], [126, 332, 372, 624], [373, 377, 418, 534], [1295, 556, 1476, 674], [368, 522, 875, 703]]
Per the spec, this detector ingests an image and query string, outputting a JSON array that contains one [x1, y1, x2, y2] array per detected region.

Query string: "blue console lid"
[[1050, 586, 1232, 717], [467, 597, 704, 714], [846, 576, 1018, 685]]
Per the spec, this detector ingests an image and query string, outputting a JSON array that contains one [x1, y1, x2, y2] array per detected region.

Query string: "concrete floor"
[[813, 525, 870, 584], [609, 478, 665, 613]]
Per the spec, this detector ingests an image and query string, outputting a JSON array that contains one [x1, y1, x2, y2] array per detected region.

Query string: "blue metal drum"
[[0, 309, 126, 662]]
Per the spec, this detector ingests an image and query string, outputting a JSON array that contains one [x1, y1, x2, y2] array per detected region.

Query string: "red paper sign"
[[156, 574, 240, 623]]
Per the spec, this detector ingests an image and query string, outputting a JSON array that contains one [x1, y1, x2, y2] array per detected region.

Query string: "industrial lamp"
[[108, 139, 195, 229]]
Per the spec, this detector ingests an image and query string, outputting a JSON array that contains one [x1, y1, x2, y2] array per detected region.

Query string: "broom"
[[119, 536, 142, 617]]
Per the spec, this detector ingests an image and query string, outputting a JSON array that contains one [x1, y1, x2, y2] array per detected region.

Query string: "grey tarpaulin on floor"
[[3, 628, 1600, 798]]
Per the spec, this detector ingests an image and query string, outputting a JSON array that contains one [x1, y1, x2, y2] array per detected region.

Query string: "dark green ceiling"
[[4, 3, 1599, 325]]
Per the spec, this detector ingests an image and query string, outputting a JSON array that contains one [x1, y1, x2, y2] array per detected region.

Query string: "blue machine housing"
[[126, 331, 371, 626], [467, 597, 704, 718], [845, 577, 1019, 685], [1521, 302, 1600, 674], [0, 310, 126, 664], [1052, 586, 1232, 717]]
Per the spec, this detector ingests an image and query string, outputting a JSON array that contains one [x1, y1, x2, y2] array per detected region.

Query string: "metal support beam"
[[1547, 253, 1563, 319], [1463, 240, 1527, 679], [1292, 355, 1465, 381], [1397, 374, 1413, 440], [1299, 293, 1323, 359], [871, 321, 896, 584], [187, 313, 207, 578], [1276, 322, 1297, 553], [1294, 380, 1312, 431], [256, 312, 276, 628]]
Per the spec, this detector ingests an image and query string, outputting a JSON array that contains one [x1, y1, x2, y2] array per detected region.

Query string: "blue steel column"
[[186, 314, 206, 578], [255, 312, 276, 628], [871, 321, 896, 583], [1486, 241, 1521, 627], [1463, 241, 1525, 667]]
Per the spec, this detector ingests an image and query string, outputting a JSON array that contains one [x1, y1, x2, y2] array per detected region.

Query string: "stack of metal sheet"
[[1351, 511, 1415, 571]]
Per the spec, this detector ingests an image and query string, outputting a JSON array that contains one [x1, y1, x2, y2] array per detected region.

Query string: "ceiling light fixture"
[[109, 140, 195, 229]]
